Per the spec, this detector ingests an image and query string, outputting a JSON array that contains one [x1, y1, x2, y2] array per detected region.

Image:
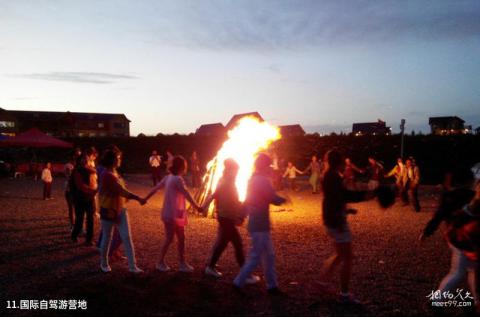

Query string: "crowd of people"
[[270, 153, 423, 213], [30, 144, 480, 308], [148, 149, 202, 189]]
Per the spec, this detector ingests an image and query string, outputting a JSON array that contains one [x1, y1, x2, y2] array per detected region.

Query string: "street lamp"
[[400, 119, 406, 159]]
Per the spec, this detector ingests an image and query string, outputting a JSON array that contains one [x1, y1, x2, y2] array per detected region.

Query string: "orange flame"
[[200, 117, 281, 216]]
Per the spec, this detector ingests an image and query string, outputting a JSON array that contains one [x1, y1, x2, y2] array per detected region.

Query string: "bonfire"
[[195, 117, 281, 217]]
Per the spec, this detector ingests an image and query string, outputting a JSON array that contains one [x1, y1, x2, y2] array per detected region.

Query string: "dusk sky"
[[1, 0, 479, 135]]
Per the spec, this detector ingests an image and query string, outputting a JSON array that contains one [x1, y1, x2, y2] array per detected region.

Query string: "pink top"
[[152, 175, 191, 226]]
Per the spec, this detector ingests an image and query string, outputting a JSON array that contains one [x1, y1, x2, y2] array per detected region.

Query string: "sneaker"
[[100, 264, 112, 273], [205, 266, 223, 278], [245, 274, 260, 285], [155, 262, 171, 272], [129, 266, 144, 274], [179, 262, 194, 273], [338, 293, 362, 305]]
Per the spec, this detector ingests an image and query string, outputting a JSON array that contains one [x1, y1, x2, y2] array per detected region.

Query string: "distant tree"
[[156, 133, 164, 137], [411, 130, 415, 136], [137, 133, 146, 138]]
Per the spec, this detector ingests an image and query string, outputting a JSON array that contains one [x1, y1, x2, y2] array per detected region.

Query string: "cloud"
[[407, 111, 428, 117], [265, 64, 281, 73], [8, 72, 139, 84], [146, 0, 480, 51]]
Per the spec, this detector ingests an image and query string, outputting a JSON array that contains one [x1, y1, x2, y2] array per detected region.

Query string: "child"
[[144, 156, 202, 272], [202, 159, 259, 284], [282, 161, 303, 191], [233, 153, 286, 294], [41, 162, 53, 200]]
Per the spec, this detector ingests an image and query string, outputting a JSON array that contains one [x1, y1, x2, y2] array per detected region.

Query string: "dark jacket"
[[71, 166, 97, 203]]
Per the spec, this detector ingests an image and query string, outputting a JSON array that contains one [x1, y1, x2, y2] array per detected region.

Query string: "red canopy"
[[0, 128, 73, 148]]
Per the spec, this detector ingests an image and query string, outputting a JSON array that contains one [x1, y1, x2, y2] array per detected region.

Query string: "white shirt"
[[149, 155, 161, 167], [283, 166, 301, 179], [152, 175, 190, 222], [271, 158, 279, 171], [41, 168, 53, 183]]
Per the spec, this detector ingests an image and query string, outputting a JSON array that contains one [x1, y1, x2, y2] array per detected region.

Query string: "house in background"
[[352, 119, 391, 136], [475, 127, 480, 135], [0, 108, 17, 136], [279, 124, 306, 137], [428, 116, 468, 135], [195, 123, 226, 136], [0, 108, 130, 137], [195, 111, 306, 137], [225, 112, 264, 130]]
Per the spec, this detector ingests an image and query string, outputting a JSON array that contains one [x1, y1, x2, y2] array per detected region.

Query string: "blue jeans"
[[100, 209, 137, 270], [234, 231, 278, 289], [438, 245, 478, 304], [97, 227, 122, 257]]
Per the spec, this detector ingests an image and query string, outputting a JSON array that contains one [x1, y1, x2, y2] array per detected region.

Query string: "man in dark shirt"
[[71, 147, 98, 246]]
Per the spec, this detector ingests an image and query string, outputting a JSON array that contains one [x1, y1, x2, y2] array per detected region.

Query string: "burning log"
[[190, 117, 281, 217]]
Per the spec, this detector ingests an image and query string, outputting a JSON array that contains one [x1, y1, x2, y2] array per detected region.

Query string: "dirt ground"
[[0, 176, 474, 316]]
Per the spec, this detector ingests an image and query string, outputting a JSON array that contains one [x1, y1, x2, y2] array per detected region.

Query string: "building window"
[[0, 121, 15, 128], [114, 122, 125, 129], [98, 122, 105, 128]]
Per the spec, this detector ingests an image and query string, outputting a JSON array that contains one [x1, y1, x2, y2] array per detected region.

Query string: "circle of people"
[[43, 146, 480, 305]]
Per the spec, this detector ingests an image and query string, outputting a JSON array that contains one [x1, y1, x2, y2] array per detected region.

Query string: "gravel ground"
[[0, 176, 474, 316]]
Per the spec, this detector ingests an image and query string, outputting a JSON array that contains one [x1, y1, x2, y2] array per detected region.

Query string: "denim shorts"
[[326, 224, 352, 243]]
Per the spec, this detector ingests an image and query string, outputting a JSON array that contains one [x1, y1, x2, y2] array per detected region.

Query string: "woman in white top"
[[283, 161, 303, 191], [144, 156, 202, 272]]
